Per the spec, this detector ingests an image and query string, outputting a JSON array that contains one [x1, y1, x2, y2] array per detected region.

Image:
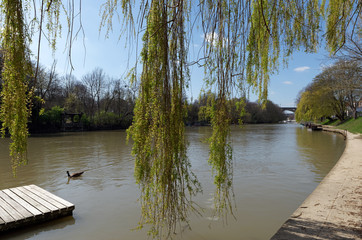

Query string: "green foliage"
[[40, 106, 64, 128], [93, 111, 119, 127], [296, 59, 361, 122], [0, 0, 360, 237], [0, 0, 32, 175], [243, 100, 286, 123], [208, 96, 234, 216], [0, 0, 63, 174], [73, 114, 80, 123], [325, 0, 355, 54], [296, 87, 336, 122], [334, 117, 362, 134], [64, 93, 82, 113], [126, 1, 200, 237], [320, 118, 339, 126], [80, 114, 90, 128]]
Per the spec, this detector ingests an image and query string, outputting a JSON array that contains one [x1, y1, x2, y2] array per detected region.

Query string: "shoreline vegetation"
[[23, 98, 287, 134], [321, 117, 362, 134]]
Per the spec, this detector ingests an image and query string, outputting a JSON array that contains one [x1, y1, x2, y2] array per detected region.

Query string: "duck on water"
[[67, 171, 84, 178]]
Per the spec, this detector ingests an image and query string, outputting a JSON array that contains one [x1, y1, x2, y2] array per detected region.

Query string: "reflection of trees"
[[295, 128, 345, 177]]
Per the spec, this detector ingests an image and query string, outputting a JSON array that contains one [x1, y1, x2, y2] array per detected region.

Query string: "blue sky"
[[31, 2, 334, 108]]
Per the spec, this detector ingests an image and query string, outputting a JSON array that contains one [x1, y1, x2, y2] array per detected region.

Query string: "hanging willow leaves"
[[198, 0, 360, 217], [100, 0, 361, 234], [126, 0, 201, 238], [199, 0, 245, 218], [0, 0, 71, 175], [0, 0, 360, 237], [0, 0, 32, 175]]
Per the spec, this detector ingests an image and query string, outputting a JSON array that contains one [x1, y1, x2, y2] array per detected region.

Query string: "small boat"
[[67, 171, 84, 178], [311, 126, 323, 131]]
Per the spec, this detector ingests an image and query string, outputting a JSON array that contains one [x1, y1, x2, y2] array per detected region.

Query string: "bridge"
[[280, 107, 297, 112]]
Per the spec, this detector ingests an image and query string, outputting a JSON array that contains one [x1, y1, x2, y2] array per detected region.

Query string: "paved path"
[[271, 130, 362, 240]]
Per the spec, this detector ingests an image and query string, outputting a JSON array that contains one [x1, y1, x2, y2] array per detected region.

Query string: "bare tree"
[[333, 60, 362, 119], [102, 78, 116, 113], [82, 68, 106, 117], [334, 21, 362, 62]]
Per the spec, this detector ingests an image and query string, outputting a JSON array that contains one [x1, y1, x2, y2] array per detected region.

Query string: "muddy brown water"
[[0, 124, 345, 239]]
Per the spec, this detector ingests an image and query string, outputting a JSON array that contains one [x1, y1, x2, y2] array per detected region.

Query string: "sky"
[[31, 2, 335, 108]]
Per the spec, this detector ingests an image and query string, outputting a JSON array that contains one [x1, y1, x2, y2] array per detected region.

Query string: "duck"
[[67, 170, 84, 178]]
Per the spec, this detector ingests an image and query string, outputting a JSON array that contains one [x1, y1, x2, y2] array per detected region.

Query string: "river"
[[0, 124, 345, 239]]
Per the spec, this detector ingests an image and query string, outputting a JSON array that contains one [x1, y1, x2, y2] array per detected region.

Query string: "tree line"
[[186, 92, 286, 125], [295, 59, 361, 123], [0, 57, 286, 133], [0, 58, 137, 132]]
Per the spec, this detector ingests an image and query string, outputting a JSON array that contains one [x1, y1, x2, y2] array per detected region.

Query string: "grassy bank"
[[323, 117, 362, 134]]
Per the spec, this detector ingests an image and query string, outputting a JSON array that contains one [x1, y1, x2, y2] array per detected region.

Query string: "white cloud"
[[204, 32, 218, 46], [294, 66, 310, 72], [283, 81, 292, 85], [204, 32, 228, 46]]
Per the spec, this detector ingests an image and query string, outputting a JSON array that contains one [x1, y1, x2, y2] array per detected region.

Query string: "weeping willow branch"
[[0, 0, 360, 235], [198, 0, 361, 218], [126, 0, 201, 238], [102, 0, 361, 232], [0, 0, 32, 175], [0, 0, 67, 175]]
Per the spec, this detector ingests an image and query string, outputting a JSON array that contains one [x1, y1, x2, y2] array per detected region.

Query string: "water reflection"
[[1, 215, 75, 239], [0, 125, 345, 240], [295, 127, 345, 180]]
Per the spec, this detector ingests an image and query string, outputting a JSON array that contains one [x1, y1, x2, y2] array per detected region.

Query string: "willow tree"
[[295, 86, 337, 122], [108, 0, 361, 236], [1, 0, 361, 238], [124, 1, 201, 238], [0, 0, 31, 174], [0, 0, 62, 175]]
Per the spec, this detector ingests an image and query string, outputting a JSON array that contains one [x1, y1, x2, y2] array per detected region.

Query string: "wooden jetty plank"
[[10, 188, 51, 214], [3, 189, 42, 216], [0, 191, 33, 219], [23, 185, 67, 210], [16, 187, 59, 212], [29, 185, 74, 208], [0, 197, 23, 221], [0, 205, 15, 223], [0, 185, 74, 233]]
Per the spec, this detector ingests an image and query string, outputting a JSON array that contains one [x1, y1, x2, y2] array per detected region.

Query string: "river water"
[[0, 124, 345, 240]]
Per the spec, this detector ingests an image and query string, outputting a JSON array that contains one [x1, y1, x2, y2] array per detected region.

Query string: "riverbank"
[[322, 116, 362, 134], [271, 128, 362, 239]]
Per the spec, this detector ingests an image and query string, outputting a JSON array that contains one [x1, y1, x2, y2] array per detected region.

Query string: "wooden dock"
[[0, 184, 74, 232]]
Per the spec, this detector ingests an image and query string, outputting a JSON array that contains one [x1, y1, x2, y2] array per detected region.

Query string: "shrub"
[[40, 106, 64, 128]]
